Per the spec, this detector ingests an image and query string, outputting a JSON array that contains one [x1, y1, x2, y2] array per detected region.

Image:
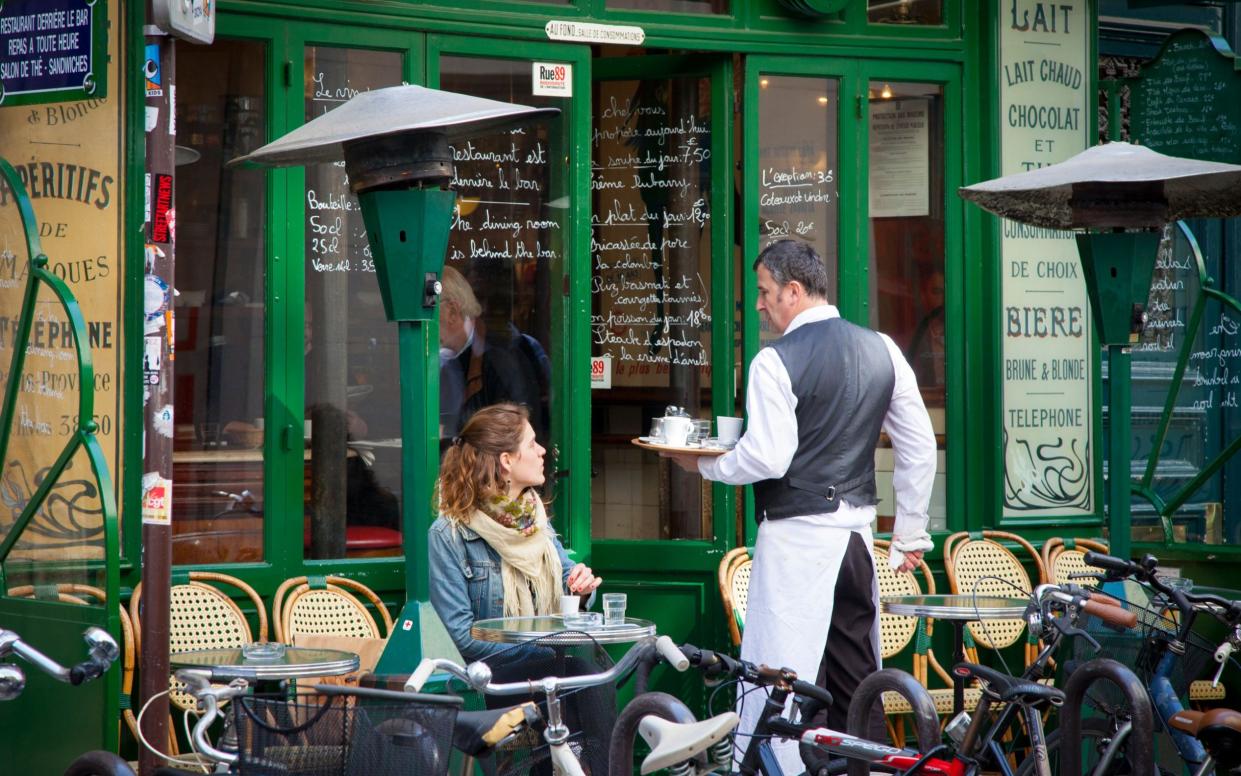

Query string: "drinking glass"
[[688, 419, 712, 445], [603, 593, 627, 626], [648, 417, 666, 441]]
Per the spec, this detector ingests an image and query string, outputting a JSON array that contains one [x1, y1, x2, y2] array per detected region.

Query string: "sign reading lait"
[[0, 0, 107, 106]]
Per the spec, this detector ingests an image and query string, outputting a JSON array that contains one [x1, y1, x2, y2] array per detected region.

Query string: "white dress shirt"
[[699, 303, 937, 553]]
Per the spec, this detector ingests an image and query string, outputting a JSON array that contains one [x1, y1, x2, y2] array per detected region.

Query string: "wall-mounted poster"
[[0, 0, 123, 556], [998, 0, 1093, 517]]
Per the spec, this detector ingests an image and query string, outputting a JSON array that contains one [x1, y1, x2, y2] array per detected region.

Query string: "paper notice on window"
[[868, 98, 930, 218]]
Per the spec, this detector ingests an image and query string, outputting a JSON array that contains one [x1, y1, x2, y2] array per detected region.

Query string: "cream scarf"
[[467, 494, 563, 617]]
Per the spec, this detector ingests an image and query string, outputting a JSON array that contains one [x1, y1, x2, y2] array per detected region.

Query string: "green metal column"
[[1108, 343, 1131, 560]]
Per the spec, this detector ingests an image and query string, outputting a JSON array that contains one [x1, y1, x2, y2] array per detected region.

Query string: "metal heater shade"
[[959, 142, 1241, 230], [1076, 231, 1162, 346], [231, 84, 559, 169]]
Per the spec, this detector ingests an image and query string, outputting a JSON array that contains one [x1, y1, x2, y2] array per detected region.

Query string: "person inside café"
[[438, 266, 547, 446], [904, 267, 946, 396], [428, 402, 606, 772]]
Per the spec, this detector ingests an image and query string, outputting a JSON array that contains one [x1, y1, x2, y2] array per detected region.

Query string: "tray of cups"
[[631, 437, 733, 456]]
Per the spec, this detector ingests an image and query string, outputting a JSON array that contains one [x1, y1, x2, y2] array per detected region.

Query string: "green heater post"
[[1077, 230, 1162, 561]]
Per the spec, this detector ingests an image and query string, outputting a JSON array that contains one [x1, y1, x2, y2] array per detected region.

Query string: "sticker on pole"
[[590, 355, 612, 389], [142, 476, 172, 525], [532, 62, 572, 98]]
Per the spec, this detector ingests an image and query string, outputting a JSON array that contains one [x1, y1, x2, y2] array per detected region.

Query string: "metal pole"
[[138, 8, 175, 772], [1108, 343, 1131, 560]]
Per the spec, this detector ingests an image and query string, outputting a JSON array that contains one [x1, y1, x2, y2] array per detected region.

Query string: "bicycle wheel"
[[1015, 718, 1173, 776], [61, 750, 136, 776]]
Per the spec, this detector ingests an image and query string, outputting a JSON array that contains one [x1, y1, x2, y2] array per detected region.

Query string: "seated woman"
[[429, 402, 601, 662], [429, 403, 609, 773]]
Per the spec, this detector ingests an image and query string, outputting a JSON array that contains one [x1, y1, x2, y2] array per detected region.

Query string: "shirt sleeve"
[[879, 334, 938, 543], [698, 347, 798, 485], [427, 525, 509, 662]]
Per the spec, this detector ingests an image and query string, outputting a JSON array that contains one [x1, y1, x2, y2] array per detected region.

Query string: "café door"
[[588, 54, 737, 702]]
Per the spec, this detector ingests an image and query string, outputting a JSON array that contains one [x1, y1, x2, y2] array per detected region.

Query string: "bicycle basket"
[[1070, 580, 1216, 701], [231, 685, 460, 776], [480, 630, 617, 776]]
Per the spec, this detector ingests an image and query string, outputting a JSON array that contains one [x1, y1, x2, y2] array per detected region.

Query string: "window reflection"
[[867, 80, 946, 533], [608, 0, 729, 12], [302, 47, 404, 561], [868, 0, 942, 25], [172, 39, 267, 565]]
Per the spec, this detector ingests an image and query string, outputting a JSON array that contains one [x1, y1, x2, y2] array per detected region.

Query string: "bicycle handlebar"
[[174, 668, 248, 766], [0, 626, 118, 691], [676, 642, 836, 710], [1082, 551, 1241, 624], [407, 635, 689, 696]]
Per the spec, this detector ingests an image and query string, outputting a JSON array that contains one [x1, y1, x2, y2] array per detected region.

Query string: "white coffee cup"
[[661, 416, 693, 446], [716, 416, 743, 444], [560, 594, 581, 617]]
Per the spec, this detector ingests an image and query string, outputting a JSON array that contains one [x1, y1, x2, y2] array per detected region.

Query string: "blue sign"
[[0, 0, 106, 106]]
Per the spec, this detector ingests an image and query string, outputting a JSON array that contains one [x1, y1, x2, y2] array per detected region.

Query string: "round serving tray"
[[631, 438, 729, 456]]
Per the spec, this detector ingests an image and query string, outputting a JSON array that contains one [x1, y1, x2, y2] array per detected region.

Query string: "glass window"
[[757, 75, 840, 344], [591, 75, 714, 541], [867, 80, 946, 532], [608, 0, 729, 12], [303, 47, 404, 561], [437, 56, 566, 487], [172, 39, 268, 565], [868, 0, 942, 25]]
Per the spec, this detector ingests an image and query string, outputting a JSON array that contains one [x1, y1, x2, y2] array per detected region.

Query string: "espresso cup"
[[716, 416, 743, 444], [660, 416, 693, 446]]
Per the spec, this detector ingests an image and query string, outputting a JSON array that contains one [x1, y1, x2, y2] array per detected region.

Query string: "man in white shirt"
[[665, 240, 936, 773]]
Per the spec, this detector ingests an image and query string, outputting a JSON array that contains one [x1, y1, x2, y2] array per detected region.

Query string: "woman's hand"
[[566, 563, 602, 595]]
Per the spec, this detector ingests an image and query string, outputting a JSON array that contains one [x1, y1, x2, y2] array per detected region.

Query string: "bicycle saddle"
[[952, 662, 1065, 706], [638, 711, 739, 774], [453, 702, 542, 757], [1169, 708, 1241, 769]]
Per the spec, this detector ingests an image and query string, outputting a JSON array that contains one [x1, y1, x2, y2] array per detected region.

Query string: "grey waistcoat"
[[753, 316, 896, 522]]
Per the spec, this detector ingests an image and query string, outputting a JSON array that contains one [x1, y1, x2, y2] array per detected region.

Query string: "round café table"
[[471, 615, 656, 645], [169, 645, 360, 683], [882, 594, 1029, 715]]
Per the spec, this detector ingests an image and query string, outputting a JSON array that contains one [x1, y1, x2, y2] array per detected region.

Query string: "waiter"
[[665, 239, 936, 773]]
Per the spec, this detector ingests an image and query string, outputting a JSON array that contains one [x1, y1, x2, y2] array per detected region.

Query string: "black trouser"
[[812, 531, 885, 741]]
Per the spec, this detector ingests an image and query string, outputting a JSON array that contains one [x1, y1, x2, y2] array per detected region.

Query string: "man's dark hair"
[[753, 240, 829, 299]]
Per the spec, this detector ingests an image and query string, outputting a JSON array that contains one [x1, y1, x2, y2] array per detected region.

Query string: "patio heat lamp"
[[235, 86, 557, 671], [960, 142, 1241, 560]]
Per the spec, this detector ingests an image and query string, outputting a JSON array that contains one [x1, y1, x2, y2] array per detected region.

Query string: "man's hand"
[[660, 452, 701, 473], [896, 550, 923, 573], [566, 563, 602, 594]]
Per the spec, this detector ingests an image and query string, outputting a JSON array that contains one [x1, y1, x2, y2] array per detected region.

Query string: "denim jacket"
[[428, 515, 583, 662]]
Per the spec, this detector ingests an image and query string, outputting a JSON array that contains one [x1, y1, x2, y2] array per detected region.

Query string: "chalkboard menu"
[[0, 0, 106, 106], [590, 77, 713, 388], [1131, 29, 1241, 165]]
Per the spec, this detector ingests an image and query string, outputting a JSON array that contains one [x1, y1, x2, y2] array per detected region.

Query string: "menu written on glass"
[[443, 123, 560, 268], [590, 78, 712, 388], [303, 54, 399, 277]]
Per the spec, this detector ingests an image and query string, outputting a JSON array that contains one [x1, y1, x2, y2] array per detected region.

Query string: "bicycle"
[[673, 580, 1136, 776], [411, 634, 742, 776], [1052, 550, 1241, 776]]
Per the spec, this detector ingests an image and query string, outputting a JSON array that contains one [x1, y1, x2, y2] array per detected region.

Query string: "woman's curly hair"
[[436, 402, 531, 524]]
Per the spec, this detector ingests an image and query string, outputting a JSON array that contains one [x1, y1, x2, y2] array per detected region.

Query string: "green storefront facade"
[[4, 0, 1241, 767]]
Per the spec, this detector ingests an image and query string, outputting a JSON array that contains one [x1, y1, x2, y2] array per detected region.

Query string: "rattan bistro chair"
[[130, 571, 268, 714], [718, 547, 752, 648], [272, 575, 393, 643], [943, 531, 1047, 667], [1041, 537, 1109, 587], [873, 541, 981, 733]]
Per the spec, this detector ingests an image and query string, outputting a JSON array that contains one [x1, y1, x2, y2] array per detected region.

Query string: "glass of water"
[[602, 593, 627, 626]]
